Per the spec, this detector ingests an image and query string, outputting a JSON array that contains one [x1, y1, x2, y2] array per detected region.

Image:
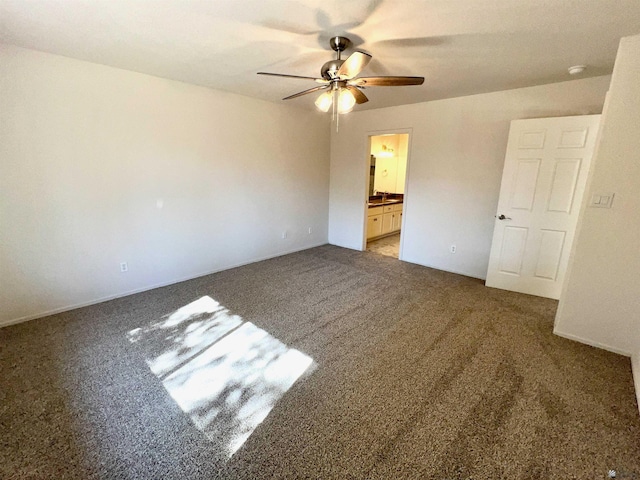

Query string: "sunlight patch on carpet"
[[127, 296, 313, 458]]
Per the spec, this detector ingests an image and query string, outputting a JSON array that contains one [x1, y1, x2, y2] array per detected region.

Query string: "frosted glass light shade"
[[337, 88, 356, 114], [315, 88, 356, 114], [314, 91, 333, 112]]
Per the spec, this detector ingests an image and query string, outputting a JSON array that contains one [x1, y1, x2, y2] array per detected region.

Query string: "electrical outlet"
[[450, 245, 456, 254], [281, 231, 287, 239], [120, 262, 128, 272], [308, 227, 313, 235]]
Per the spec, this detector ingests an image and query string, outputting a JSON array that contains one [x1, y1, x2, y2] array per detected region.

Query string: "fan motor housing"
[[321, 59, 345, 80]]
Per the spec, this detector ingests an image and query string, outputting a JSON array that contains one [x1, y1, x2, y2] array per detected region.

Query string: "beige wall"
[[328, 76, 610, 278], [0, 44, 331, 326], [396, 134, 408, 194], [555, 34, 640, 356]]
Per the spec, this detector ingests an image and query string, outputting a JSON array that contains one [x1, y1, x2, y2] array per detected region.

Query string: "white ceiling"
[[1, 0, 640, 111]]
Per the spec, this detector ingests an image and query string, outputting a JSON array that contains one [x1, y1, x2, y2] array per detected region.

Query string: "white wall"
[[0, 44, 331, 326], [396, 134, 408, 194], [555, 34, 640, 357], [328, 76, 610, 279]]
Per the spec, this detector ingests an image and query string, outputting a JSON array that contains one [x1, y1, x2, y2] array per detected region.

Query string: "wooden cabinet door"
[[392, 211, 402, 231], [367, 215, 383, 239], [381, 213, 394, 234]]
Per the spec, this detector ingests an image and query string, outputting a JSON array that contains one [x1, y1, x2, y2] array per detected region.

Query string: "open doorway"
[[364, 133, 410, 259]]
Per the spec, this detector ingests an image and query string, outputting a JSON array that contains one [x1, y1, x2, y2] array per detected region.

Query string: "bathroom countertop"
[[367, 196, 404, 208]]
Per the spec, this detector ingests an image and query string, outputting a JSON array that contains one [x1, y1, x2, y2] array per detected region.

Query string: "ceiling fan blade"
[[337, 51, 372, 80], [258, 72, 329, 84], [346, 86, 368, 104], [350, 76, 424, 87], [282, 85, 329, 100]]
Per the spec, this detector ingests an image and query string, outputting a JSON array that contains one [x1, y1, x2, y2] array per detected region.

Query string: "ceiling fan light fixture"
[[259, 36, 424, 115], [314, 90, 333, 112], [337, 88, 356, 114]]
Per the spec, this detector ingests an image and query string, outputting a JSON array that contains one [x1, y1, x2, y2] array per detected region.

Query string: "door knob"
[[496, 214, 512, 220]]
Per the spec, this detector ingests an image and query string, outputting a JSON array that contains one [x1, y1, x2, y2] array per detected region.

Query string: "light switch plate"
[[589, 192, 615, 208]]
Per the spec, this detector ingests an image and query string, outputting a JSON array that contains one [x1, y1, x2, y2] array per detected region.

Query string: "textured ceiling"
[[1, 0, 640, 111]]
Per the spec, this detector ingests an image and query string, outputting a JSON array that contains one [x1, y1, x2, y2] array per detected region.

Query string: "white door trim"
[[362, 128, 413, 260]]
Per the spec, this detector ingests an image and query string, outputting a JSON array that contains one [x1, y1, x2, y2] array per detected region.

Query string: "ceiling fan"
[[257, 36, 424, 114]]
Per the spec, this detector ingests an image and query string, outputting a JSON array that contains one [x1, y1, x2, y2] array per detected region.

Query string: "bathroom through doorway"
[[364, 132, 410, 259]]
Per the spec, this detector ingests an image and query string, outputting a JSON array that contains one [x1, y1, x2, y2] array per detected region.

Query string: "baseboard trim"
[[367, 231, 401, 242], [553, 328, 632, 357], [1, 242, 328, 329], [399, 258, 486, 281], [632, 353, 640, 416]]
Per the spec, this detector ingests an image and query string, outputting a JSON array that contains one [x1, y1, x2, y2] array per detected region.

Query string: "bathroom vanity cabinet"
[[367, 203, 403, 240]]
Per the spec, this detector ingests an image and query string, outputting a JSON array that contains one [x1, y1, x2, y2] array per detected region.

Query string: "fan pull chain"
[[333, 88, 339, 132]]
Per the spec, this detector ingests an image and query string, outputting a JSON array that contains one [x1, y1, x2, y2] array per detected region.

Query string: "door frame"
[[361, 127, 414, 260]]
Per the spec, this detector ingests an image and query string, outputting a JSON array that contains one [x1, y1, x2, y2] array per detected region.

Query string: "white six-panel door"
[[485, 115, 601, 299]]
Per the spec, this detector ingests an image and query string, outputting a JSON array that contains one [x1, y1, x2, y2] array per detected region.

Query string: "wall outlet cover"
[[589, 192, 615, 208]]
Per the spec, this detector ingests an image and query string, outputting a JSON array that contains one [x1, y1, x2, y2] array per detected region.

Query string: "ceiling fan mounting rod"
[[329, 36, 350, 60], [321, 37, 351, 80]]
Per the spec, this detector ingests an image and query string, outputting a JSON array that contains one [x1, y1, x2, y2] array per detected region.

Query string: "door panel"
[[499, 227, 528, 275], [519, 130, 546, 149], [547, 159, 582, 213], [510, 159, 541, 211], [558, 128, 588, 148], [486, 115, 601, 299], [534, 230, 566, 280]]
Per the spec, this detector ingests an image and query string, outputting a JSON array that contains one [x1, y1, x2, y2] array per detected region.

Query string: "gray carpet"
[[1, 245, 639, 479]]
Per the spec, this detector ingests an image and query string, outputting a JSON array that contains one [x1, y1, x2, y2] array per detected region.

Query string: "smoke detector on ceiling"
[[568, 65, 587, 75]]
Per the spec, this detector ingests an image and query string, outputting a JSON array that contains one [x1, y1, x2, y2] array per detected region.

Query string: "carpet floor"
[[1, 245, 639, 479]]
